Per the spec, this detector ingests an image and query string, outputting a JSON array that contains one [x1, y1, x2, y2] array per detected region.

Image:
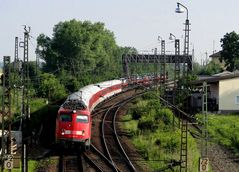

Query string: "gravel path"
[[205, 142, 239, 172]]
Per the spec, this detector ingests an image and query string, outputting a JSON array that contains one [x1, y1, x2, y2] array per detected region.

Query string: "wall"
[[219, 77, 239, 111], [210, 83, 219, 104]]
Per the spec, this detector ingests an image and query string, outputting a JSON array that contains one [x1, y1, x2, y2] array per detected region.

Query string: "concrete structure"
[[191, 72, 239, 113]]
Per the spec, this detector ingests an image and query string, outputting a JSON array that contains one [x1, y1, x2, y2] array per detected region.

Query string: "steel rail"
[[101, 101, 118, 170], [82, 152, 104, 172], [101, 91, 148, 172], [90, 144, 121, 172], [113, 99, 137, 172]]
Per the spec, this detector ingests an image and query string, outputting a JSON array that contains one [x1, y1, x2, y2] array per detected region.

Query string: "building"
[[209, 51, 226, 69], [191, 71, 239, 114]]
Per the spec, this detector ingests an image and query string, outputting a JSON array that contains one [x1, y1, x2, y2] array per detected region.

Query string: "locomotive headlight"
[[76, 130, 85, 136], [61, 129, 65, 135], [73, 110, 76, 113]]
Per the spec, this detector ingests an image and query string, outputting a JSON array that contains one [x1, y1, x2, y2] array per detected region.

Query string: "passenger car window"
[[60, 114, 72, 122], [76, 115, 88, 123]]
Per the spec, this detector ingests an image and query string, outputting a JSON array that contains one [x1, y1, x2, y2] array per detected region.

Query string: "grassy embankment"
[[120, 92, 200, 172], [197, 113, 239, 156]]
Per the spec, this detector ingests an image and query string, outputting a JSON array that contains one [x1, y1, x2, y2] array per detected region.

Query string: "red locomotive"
[[55, 80, 123, 150]]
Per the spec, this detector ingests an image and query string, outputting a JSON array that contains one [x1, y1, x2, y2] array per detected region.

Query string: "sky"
[[1, 0, 239, 64]]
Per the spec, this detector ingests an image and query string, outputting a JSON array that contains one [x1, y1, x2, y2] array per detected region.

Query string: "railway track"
[[58, 149, 83, 172], [90, 89, 147, 172], [50, 89, 147, 172], [101, 96, 136, 171]]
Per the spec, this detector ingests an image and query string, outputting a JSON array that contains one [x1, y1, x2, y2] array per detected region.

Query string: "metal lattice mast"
[[35, 47, 41, 86], [21, 26, 30, 172], [173, 39, 180, 127], [183, 19, 190, 75], [180, 117, 188, 172], [180, 22, 189, 168], [198, 81, 210, 171], [201, 81, 208, 157], [13, 37, 19, 109], [178, 5, 190, 170], [153, 48, 158, 76], [1, 56, 12, 171], [160, 40, 166, 95], [14, 37, 19, 69]]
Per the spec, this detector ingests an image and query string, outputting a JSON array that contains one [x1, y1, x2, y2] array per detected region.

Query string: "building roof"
[[209, 51, 222, 58], [192, 71, 239, 85]]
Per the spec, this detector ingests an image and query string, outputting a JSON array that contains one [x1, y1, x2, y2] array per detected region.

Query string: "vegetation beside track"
[[196, 113, 239, 156], [120, 92, 200, 171]]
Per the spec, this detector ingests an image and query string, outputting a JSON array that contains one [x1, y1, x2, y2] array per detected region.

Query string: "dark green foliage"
[[138, 113, 158, 132], [155, 136, 179, 153], [56, 69, 80, 92], [198, 61, 224, 75], [129, 96, 174, 132], [131, 105, 147, 120], [36, 19, 129, 87], [221, 31, 239, 71], [155, 108, 174, 125], [37, 73, 67, 101]]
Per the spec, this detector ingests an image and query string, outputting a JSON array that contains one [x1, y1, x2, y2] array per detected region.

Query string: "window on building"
[[235, 96, 239, 104]]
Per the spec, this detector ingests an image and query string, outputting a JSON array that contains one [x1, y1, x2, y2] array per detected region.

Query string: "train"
[[55, 75, 166, 150]]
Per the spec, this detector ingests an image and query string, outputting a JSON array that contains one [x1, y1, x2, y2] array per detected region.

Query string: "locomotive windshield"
[[76, 115, 88, 123], [60, 114, 72, 122]]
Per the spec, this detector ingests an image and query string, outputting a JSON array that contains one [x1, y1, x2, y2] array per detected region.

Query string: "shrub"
[[155, 108, 174, 125], [138, 115, 158, 132]]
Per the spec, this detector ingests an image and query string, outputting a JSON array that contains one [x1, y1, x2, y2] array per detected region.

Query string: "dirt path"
[[204, 142, 239, 172]]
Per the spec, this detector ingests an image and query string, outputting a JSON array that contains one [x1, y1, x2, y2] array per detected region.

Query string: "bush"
[[138, 115, 158, 132], [155, 108, 174, 125]]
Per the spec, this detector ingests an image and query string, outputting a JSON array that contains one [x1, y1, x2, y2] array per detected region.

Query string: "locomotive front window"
[[76, 115, 88, 123], [60, 114, 72, 122]]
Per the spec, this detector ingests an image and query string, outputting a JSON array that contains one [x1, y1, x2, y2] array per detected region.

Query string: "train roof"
[[63, 79, 122, 109]]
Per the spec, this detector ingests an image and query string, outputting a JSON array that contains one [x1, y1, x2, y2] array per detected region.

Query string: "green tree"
[[37, 19, 122, 86], [221, 31, 239, 71], [198, 61, 223, 75], [38, 73, 67, 101], [56, 69, 80, 92]]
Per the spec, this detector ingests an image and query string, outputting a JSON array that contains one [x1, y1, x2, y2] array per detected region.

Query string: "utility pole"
[[20, 26, 30, 172], [14, 37, 19, 71], [2, 56, 12, 171], [180, 117, 188, 172], [153, 48, 158, 77], [173, 39, 180, 128], [199, 82, 209, 172], [13, 37, 19, 109], [35, 47, 40, 85], [160, 40, 166, 96]]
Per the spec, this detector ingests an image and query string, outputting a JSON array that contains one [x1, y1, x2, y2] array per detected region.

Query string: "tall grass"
[[121, 95, 200, 171], [196, 113, 239, 156]]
